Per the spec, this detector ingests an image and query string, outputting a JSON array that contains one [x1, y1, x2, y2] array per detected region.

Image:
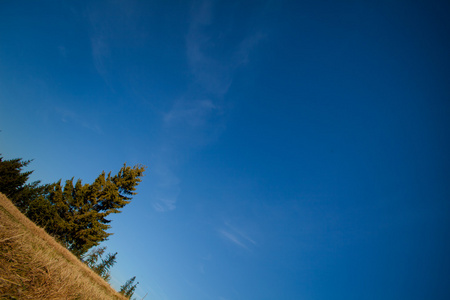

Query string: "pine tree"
[[120, 276, 139, 299], [68, 163, 146, 256], [0, 156, 48, 212], [82, 246, 107, 268], [0, 157, 32, 200], [93, 252, 117, 280], [26, 163, 146, 256], [82, 246, 117, 281]]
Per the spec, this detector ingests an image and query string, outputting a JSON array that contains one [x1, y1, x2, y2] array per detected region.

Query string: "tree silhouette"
[[0, 156, 49, 212], [120, 276, 139, 299]]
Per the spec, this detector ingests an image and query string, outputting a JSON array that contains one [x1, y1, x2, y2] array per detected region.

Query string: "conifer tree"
[[82, 246, 117, 281], [0, 156, 32, 199], [0, 156, 48, 212], [27, 163, 146, 256], [93, 252, 117, 280], [82, 246, 107, 268], [120, 276, 139, 299]]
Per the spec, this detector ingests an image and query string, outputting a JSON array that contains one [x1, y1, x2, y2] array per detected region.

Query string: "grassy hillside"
[[0, 193, 128, 300]]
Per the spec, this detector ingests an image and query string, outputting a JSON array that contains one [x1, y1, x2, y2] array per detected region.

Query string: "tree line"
[[0, 155, 143, 299]]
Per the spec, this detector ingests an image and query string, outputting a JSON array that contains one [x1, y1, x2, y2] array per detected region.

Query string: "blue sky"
[[1, 0, 450, 299]]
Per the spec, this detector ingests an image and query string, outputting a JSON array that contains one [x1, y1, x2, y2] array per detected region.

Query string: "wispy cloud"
[[87, 5, 113, 88], [56, 107, 102, 134], [150, 98, 224, 211], [219, 222, 257, 250], [86, 0, 143, 89], [58, 45, 67, 58], [186, 0, 264, 97], [150, 159, 180, 212], [234, 32, 266, 66], [164, 99, 218, 128], [151, 0, 264, 212], [90, 36, 110, 83], [219, 230, 249, 250], [153, 197, 177, 212]]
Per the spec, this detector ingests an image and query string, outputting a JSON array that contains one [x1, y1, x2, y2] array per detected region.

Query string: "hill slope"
[[0, 193, 127, 300]]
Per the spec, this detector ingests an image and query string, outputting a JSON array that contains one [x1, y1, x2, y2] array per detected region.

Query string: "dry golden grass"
[[0, 193, 128, 300]]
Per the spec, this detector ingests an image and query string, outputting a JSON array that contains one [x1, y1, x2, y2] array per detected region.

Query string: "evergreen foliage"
[[83, 246, 107, 269], [0, 156, 49, 212], [28, 163, 146, 256], [119, 276, 139, 299], [1, 155, 145, 289], [1, 157, 146, 257], [83, 247, 117, 281], [94, 252, 117, 281]]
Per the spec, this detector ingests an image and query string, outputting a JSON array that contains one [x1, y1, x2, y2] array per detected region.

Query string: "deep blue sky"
[[1, 1, 450, 299]]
